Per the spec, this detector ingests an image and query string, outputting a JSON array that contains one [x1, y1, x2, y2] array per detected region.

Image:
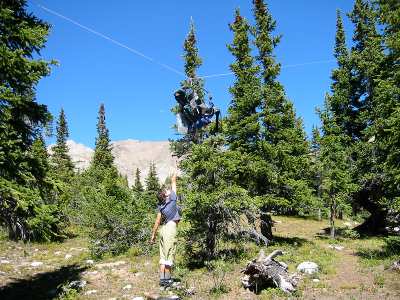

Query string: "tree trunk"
[[206, 217, 217, 259], [260, 208, 273, 240], [241, 250, 299, 293], [330, 201, 335, 239]]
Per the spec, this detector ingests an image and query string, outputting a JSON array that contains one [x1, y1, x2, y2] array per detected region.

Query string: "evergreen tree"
[[145, 162, 160, 192], [225, 10, 262, 153], [0, 0, 63, 240], [347, 0, 387, 231], [171, 19, 205, 157], [372, 0, 400, 227], [181, 18, 204, 100], [252, 0, 313, 215], [133, 168, 144, 192], [51, 108, 74, 181], [91, 103, 115, 170]]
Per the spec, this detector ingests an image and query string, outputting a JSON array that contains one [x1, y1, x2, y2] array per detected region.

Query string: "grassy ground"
[[0, 217, 399, 299]]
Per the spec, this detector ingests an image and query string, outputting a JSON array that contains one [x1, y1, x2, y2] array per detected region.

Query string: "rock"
[[132, 297, 144, 300], [54, 251, 62, 256], [34, 248, 39, 252], [328, 245, 344, 251], [134, 271, 144, 277], [65, 254, 72, 260], [86, 259, 94, 265], [185, 287, 195, 296], [312, 279, 320, 282], [96, 260, 126, 268], [297, 262, 319, 274], [31, 261, 43, 267], [390, 260, 400, 271], [343, 222, 352, 227], [122, 284, 132, 290], [84, 290, 97, 295], [0, 271, 6, 276], [394, 227, 400, 232], [86, 271, 98, 275], [0, 260, 10, 264], [68, 280, 87, 290]]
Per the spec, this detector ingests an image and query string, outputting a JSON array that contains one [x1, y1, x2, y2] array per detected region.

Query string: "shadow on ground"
[[271, 236, 308, 247], [0, 264, 87, 300]]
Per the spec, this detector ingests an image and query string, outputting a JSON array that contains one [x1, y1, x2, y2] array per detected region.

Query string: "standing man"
[[150, 167, 180, 287]]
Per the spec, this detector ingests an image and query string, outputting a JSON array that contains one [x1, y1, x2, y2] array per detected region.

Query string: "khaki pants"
[[159, 221, 177, 266]]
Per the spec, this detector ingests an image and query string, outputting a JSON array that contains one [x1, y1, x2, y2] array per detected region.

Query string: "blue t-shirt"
[[157, 191, 181, 224]]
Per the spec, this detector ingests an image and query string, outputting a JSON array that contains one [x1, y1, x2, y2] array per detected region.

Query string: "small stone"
[[0, 271, 6, 276], [68, 280, 87, 290], [86, 259, 94, 264], [185, 287, 195, 295], [390, 260, 400, 271], [134, 272, 144, 277], [34, 248, 39, 252], [167, 296, 180, 300], [132, 297, 144, 300], [297, 261, 319, 274], [96, 260, 126, 268], [343, 222, 352, 227], [84, 290, 97, 295], [54, 251, 62, 256], [394, 227, 400, 232], [312, 279, 320, 282], [122, 284, 132, 290], [0, 260, 10, 264], [65, 254, 72, 260], [31, 261, 43, 267], [86, 271, 98, 275], [328, 244, 344, 251]]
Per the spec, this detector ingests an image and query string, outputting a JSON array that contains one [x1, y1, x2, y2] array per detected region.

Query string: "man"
[[150, 169, 180, 287]]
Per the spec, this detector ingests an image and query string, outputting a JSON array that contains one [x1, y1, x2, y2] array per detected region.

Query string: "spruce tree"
[[225, 9, 262, 153], [373, 0, 400, 227], [171, 19, 205, 157], [252, 0, 312, 215], [0, 0, 63, 240], [91, 103, 115, 170], [133, 168, 144, 192], [347, 0, 387, 231], [145, 162, 160, 192], [51, 108, 74, 182], [181, 18, 204, 100]]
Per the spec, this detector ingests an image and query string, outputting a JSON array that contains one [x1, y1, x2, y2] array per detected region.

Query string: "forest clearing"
[[1, 0, 399, 299], [1, 217, 399, 299]]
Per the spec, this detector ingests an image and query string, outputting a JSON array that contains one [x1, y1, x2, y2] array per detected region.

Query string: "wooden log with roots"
[[241, 249, 300, 293]]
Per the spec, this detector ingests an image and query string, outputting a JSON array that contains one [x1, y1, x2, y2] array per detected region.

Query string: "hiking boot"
[[159, 279, 173, 287]]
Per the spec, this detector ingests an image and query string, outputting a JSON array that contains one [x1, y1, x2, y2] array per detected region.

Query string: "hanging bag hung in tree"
[[173, 82, 220, 137]]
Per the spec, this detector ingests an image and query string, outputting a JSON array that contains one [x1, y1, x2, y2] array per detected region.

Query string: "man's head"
[[157, 188, 168, 204]]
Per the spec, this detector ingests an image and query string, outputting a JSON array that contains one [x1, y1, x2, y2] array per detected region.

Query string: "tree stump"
[[241, 249, 299, 293]]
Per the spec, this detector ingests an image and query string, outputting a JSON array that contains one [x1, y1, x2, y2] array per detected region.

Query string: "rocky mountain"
[[50, 140, 175, 186]]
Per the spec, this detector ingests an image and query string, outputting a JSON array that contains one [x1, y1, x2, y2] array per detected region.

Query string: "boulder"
[[297, 261, 319, 274]]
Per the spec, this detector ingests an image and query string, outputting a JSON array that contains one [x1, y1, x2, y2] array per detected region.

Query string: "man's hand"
[[150, 234, 156, 244]]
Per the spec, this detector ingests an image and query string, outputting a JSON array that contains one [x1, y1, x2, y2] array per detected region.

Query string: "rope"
[[35, 3, 185, 77], [199, 59, 336, 79], [34, 2, 336, 81]]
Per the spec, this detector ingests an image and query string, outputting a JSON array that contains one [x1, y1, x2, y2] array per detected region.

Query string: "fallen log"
[[241, 249, 299, 293]]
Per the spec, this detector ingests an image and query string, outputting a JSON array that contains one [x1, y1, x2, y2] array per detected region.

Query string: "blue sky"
[[28, 0, 355, 148]]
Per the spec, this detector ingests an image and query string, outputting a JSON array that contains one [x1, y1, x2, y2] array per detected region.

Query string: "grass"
[[1, 217, 400, 299]]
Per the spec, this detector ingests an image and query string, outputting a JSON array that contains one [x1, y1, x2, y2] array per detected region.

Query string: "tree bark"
[[241, 250, 299, 293]]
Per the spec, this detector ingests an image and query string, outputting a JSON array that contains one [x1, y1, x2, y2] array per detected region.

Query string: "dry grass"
[[0, 217, 399, 299]]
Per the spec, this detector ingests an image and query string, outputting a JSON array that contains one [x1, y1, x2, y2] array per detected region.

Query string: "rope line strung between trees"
[[36, 3, 185, 77], [35, 2, 336, 80]]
